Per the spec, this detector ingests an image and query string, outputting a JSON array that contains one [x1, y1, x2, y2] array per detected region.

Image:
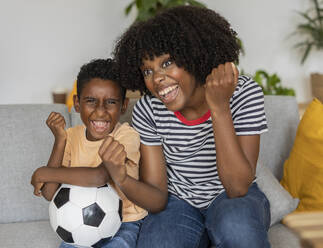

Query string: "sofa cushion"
[[0, 220, 61, 248], [256, 163, 299, 226], [0, 104, 70, 223], [259, 96, 300, 180], [268, 223, 301, 248], [281, 98, 323, 211]]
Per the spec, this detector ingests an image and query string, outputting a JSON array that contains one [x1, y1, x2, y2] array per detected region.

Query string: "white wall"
[[0, 0, 134, 104], [203, 0, 323, 103], [1, 0, 322, 104]]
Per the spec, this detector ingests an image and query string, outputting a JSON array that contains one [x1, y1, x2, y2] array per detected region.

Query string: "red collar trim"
[[174, 110, 211, 126]]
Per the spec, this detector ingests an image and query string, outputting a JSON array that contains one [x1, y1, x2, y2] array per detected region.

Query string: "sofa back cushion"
[[259, 96, 300, 180], [0, 104, 70, 223]]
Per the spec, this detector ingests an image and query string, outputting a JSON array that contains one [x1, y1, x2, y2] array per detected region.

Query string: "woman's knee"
[[137, 195, 205, 248], [205, 187, 270, 247]]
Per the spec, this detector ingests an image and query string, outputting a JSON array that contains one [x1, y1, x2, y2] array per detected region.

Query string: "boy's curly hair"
[[113, 5, 241, 94], [76, 58, 126, 101]]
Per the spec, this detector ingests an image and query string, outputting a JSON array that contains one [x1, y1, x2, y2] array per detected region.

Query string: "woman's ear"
[[73, 94, 80, 113], [121, 97, 129, 114]]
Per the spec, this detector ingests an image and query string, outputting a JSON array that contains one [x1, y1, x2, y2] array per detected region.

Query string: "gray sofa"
[[0, 96, 301, 248]]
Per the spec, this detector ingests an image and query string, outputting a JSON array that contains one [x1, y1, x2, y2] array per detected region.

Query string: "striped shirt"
[[132, 76, 268, 208]]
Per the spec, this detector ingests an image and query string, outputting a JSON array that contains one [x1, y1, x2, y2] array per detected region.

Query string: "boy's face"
[[73, 78, 128, 141], [140, 54, 200, 113]]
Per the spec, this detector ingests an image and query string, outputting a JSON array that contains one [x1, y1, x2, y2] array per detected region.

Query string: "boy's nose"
[[94, 104, 107, 117]]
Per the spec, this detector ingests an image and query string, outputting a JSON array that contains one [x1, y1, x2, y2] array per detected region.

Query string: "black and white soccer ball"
[[49, 184, 122, 247]]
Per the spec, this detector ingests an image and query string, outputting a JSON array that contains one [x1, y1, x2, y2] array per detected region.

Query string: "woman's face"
[[141, 54, 201, 113]]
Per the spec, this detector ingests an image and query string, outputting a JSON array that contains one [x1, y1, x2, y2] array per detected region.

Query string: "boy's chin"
[[86, 130, 111, 142]]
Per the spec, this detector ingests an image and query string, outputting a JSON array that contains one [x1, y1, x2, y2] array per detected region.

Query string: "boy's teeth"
[[93, 121, 108, 128], [159, 85, 177, 96]]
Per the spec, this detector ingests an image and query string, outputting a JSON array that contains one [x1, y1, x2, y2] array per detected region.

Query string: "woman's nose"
[[153, 69, 166, 84]]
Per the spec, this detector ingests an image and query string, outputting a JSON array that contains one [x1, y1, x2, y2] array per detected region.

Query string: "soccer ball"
[[49, 184, 122, 247]]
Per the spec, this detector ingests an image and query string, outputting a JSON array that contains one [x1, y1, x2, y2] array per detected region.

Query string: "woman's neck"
[[179, 86, 209, 121]]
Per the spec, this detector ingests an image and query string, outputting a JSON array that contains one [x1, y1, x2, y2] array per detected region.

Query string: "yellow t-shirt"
[[62, 122, 147, 222]]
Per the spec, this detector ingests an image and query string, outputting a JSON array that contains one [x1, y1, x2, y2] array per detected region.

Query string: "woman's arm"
[[117, 144, 168, 213], [206, 62, 259, 197], [211, 107, 259, 197]]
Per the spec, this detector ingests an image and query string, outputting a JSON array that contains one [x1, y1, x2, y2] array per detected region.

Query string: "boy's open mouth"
[[158, 85, 179, 103], [91, 120, 110, 133]]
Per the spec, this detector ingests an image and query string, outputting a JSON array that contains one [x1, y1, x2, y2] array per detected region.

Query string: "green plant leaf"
[[125, 1, 136, 15], [142, 0, 158, 11], [187, 0, 206, 7], [291, 0, 323, 63], [301, 43, 313, 64], [136, 0, 143, 9], [253, 70, 295, 96], [297, 11, 317, 25]]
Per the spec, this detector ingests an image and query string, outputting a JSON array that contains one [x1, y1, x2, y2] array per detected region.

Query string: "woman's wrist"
[[210, 103, 231, 119]]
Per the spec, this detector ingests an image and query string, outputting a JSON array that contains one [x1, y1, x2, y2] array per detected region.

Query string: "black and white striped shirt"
[[132, 76, 268, 208]]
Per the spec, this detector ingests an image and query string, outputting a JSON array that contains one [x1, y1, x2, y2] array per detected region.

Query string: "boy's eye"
[[85, 98, 96, 104], [142, 69, 152, 77], [162, 59, 172, 68], [105, 99, 117, 105]]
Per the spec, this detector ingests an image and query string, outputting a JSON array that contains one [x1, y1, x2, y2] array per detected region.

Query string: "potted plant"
[[125, 0, 206, 22], [253, 70, 296, 96], [292, 0, 323, 102]]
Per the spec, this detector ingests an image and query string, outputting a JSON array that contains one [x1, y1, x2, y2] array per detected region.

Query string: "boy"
[[31, 58, 147, 248]]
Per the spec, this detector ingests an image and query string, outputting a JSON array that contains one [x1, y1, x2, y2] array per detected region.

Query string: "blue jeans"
[[137, 183, 271, 248], [59, 219, 143, 248]]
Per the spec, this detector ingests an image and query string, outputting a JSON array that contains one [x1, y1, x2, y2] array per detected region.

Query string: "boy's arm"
[[31, 112, 66, 201], [99, 136, 168, 213], [39, 138, 66, 200], [31, 163, 111, 189]]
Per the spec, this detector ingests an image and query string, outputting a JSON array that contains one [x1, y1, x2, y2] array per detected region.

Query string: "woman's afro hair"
[[76, 58, 126, 101], [113, 5, 241, 94]]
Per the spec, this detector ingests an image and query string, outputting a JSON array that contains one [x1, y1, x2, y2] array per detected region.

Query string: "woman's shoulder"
[[134, 94, 166, 113], [232, 75, 264, 101]]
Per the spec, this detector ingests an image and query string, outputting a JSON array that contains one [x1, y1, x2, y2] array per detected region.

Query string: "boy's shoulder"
[[66, 125, 85, 141], [113, 122, 138, 137], [66, 125, 85, 135], [112, 122, 140, 144]]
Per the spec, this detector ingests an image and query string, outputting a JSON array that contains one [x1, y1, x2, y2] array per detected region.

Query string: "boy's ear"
[[73, 95, 80, 113], [121, 97, 129, 114]]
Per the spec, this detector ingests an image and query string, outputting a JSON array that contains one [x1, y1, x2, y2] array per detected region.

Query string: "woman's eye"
[[162, 59, 172, 68], [142, 69, 152, 77]]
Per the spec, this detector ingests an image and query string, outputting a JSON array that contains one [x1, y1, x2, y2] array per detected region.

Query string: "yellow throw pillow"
[[281, 98, 323, 212], [66, 81, 77, 112]]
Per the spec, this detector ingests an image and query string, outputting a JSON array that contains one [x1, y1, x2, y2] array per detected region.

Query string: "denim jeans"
[[59, 219, 143, 248], [137, 183, 271, 248]]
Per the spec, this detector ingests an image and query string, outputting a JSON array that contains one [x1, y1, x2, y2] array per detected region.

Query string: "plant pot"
[[311, 73, 323, 103]]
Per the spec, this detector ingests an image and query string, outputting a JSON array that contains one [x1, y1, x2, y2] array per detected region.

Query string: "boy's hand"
[[31, 167, 45, 196], [205, 62, 239, 112], [98, 137, 127, 186], [46, 112, 67, 140]]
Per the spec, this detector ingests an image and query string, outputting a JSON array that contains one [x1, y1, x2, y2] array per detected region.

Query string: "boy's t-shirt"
[[62, 122, 147, 222]]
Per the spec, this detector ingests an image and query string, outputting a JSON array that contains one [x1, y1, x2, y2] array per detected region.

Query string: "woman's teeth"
[[159, 85, 178, 97]]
